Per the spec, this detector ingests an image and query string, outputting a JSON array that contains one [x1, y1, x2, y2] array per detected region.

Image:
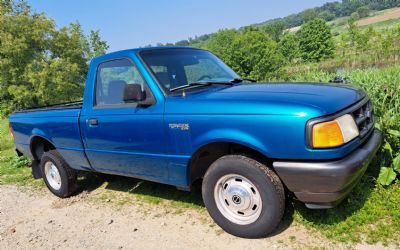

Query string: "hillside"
[[170, 1, 400, 48], [287, 7, 400, 33]]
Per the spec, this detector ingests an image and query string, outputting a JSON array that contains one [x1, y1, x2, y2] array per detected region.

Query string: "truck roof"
[[92, 46, 200, 62]]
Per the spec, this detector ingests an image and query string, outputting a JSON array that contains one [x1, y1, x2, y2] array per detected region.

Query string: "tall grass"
[[288, 65, 400, 155], [287, 65, 400, 245]]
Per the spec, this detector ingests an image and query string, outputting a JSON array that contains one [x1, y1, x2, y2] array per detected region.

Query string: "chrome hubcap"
[[44, 161, 61, 190], [214, 174, 262, 225]]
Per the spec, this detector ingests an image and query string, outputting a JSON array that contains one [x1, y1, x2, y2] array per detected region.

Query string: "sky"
[[27, 0, 333, 52]]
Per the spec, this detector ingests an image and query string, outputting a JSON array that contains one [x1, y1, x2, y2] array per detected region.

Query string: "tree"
[[204, 28, 286, 81], [297, 18, 335, 62], [262, 20, 286, 41], [88, 30, 109, 58], [301, 9, 318, 23], [229, 28, 286, 81], [174, 40, 190, 46], [318, 10, 336, 21], [0, 0, 108, 115], [357, 6, 370, 18], [203, 29, 239, 64], [279, 32, 300, 62]]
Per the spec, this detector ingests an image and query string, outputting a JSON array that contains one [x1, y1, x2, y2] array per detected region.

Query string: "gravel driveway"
[[0, 185, 391, 250]]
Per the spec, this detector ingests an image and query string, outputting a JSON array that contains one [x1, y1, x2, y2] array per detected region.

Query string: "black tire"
[[40, 150, 78, 198], [202, 155, 285, 238]]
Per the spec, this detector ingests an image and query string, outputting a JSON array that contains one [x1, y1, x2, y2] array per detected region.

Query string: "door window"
[[95, 59, 145, 106]]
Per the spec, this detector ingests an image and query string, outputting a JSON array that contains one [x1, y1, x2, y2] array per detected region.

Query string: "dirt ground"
[[0, 185, 394, 250]]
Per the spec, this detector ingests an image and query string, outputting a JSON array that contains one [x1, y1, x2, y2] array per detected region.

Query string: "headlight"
[[312, 114, 359, 148]]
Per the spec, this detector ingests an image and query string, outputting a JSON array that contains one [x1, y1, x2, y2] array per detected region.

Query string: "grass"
[[1, 63, 400, 247], [77, 172, 204, 210], [331, 18, 400, 34], [286, 65, 400, 245], [0, 119, 43, 187], [293, 160, 400, 245]]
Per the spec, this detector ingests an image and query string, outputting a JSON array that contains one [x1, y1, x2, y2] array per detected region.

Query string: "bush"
[[297, 18, 335, 62], [357, 6, 371, 18]]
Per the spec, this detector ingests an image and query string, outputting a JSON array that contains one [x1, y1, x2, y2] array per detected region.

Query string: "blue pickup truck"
[[9, 47, 382, 238]]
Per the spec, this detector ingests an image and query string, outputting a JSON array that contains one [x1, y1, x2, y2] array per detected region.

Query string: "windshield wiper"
[[170, 78, 257, 92], [170, 81, 234, 92], [230, 77, 257, 83]]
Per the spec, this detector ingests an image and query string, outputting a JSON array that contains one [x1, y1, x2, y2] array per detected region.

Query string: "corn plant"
[[288, 65, 400, 185]]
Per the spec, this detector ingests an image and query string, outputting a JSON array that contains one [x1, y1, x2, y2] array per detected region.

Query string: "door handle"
[[87, 118, 98, 126]]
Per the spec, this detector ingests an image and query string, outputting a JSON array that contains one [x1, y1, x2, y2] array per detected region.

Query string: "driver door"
[[80, 58, 168, 181]]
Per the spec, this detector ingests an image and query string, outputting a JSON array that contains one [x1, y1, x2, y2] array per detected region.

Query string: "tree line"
[[0, 0, 108, 115]]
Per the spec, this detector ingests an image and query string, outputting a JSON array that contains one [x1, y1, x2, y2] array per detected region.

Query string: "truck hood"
[[165, 83, 366, 116]]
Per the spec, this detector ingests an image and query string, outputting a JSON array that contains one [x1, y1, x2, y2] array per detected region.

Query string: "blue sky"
[[27, 0, 333, 52]]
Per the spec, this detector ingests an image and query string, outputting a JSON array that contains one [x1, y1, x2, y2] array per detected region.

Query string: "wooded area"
[[0, 0, 108, 115]]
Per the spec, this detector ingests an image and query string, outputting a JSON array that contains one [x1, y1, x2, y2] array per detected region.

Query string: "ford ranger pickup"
[[8, 47, 382, 238]]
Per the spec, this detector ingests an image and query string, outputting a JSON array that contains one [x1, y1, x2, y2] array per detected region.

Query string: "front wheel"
[[202, 155, 285, 238]]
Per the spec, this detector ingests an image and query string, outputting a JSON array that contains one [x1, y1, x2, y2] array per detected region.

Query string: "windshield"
[[140, 48, 239, 92]]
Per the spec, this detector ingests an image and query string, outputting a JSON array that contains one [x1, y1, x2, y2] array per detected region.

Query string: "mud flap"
[[31, 160, 42, 179]]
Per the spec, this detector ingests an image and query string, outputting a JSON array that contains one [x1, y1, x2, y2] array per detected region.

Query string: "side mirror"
[[123, 84, 144, 102]]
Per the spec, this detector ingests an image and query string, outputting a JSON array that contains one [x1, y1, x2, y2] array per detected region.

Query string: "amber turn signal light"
[[312, 120, 344, 148], [312, 114, 359, 148]]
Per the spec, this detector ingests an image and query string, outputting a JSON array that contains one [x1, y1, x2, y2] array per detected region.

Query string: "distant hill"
[[166, 0, 400, 47], [286, 7, 400, 34]]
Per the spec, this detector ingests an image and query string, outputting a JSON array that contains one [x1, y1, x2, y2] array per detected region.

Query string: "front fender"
[[191, 128, 271, 158]]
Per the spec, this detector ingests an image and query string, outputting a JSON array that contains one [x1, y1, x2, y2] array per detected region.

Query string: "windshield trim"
[[137, 47, 238, 96]]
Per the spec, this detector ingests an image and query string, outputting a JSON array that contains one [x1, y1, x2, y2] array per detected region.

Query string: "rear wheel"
[[40, 150, 78, 198], [202, 155, 285, 238]]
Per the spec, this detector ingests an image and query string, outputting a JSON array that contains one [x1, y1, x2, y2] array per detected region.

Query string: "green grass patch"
[[77, 172, 204, 210], [293, 161, 400, 245], [329, 7, 400, 34], [0, 118, 42, 187]]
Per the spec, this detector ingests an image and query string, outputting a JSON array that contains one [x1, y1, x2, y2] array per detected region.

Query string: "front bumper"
[[273, 129, 382, 209]]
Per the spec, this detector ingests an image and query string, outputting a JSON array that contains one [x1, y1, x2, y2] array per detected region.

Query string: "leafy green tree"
[[298, 18, 335, 62], [357, 5, 370, 18], [279, 32, 300, 62], [0, 0, 108, 115], [204, 28, 286, 81], [301, 9, 318, 23], [346, 13, 360, 51], [229, 28, 286, 81], [88, 30, 109, 59], [318, 10, 336, 21], [203, 29, 239, 64], [262, 20, 286, 41], [343, 13, 375, 55], [175, 40, 190, 46]]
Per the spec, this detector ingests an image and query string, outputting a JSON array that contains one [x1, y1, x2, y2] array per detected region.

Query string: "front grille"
[[351, 100, 374, 138]]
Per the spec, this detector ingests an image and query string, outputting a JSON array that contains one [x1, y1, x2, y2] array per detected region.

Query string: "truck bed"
[[13, 101, 83, 114], [9, 100, 90, 171]]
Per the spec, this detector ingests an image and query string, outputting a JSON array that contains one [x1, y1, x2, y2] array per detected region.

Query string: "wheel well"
[[188, 142, 271, 184], [30, 136, 56, 160]]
